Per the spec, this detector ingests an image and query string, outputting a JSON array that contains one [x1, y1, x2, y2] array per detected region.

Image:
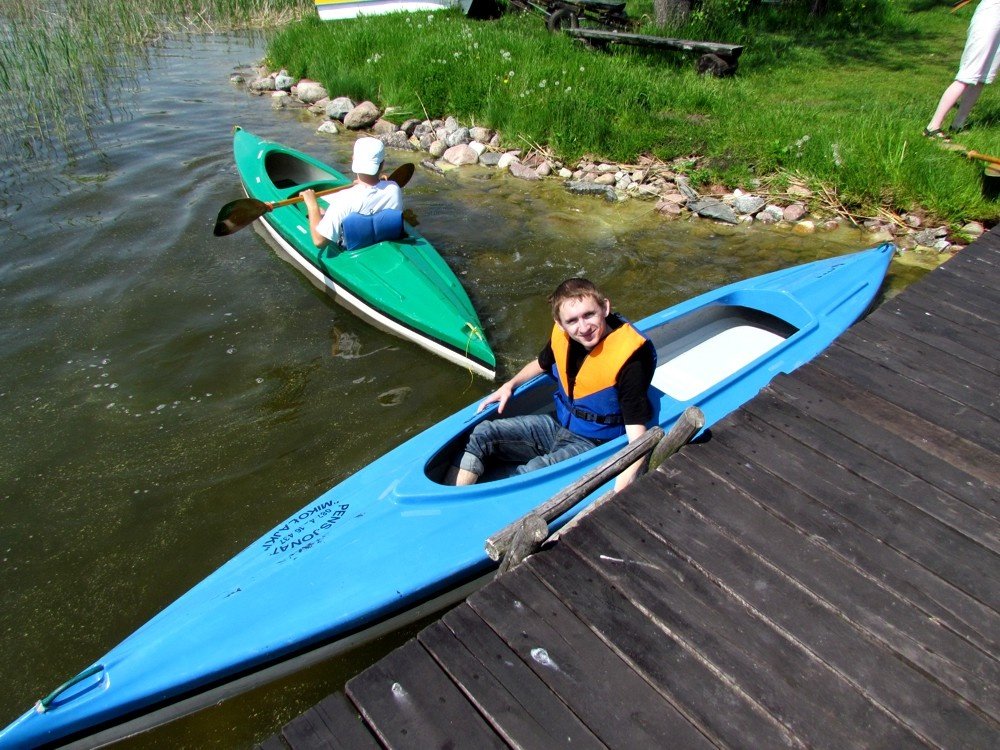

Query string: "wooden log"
[[563, 27, 743, 59], [648, 406, 705, 472], [486, 407, 706, 565], [496, 514, 549, 576], [486, 426, 664, 562]]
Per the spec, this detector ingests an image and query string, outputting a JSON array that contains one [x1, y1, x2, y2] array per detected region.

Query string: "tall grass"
[[266, 3, 998, 223], [0, 0, 312, 167]]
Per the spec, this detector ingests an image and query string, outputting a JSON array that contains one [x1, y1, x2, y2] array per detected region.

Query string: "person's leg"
[[927, 80, 968, 133], [514, 427, 599, 475], [951, 82, 985, 130], [447, 415, 562, 484]]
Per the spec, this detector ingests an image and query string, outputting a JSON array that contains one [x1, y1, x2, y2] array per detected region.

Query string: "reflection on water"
[[0, 29, 925, 750]]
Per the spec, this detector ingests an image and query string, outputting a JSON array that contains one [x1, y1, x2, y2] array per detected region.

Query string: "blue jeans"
[[457, 414, 600, 479]]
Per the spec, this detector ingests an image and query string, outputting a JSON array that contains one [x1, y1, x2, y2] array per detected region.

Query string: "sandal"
[[923, 127, 950, 140]]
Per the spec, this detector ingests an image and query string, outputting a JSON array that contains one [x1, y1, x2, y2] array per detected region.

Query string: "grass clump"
[[266, 2, 999, 224]]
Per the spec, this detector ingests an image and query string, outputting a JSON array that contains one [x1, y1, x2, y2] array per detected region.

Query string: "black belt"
[[570, 408, 623, 426]]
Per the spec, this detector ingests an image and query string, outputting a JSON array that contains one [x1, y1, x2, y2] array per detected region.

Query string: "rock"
[[444, 116, 461, 133], [420, 159, 445, 175], [418, 134, 435, 151], [344, 100, 380, 129], [761, 204, 784, 222], [428, 140, 448, 158], [536, 161, 552, 177], [371, 118, 397, 135], [249, 75, 276, 92], [378, 131, 416, 151], [616, 175, 632, 190], [326, 96, 355, 121], [509, 161, 542, 181], [308, 99, 329, 116], [654, 199, 683, 216], [914, 228, 945, 245], [675, 177, 701, 202], [399, 118, 421, 137], [496, 152, 520, 170], [229, 73, 245, 85], [793, 220, 816, 235], [271, 91, 290, 108], [273, 71, 295, 91], [488, 134, 502, 148], [294, 79, 328, 104], [442, 144, 479, 166], [445, 127, 471, 147], [738, 215, 754, 225], [470, 126, 493, 144], [317, 121, 339, 135], [479, 152, 503, 167], [903, 213, 923, 228], [558, 167, 573, 179], [732, 195, 765, 216], [594, 173, 616, 186], [596, 163, 617, 173], [566, 181, 617, 201], [468, 141, 487, 156], [960, 221, 985, 239], [933, 238, 952, 252], [660, 192, 687, 206], [782, 203, 807, 222], [689, 199, 739, 224], [634, 184, 661, 199], [413, 122, 434, 137]]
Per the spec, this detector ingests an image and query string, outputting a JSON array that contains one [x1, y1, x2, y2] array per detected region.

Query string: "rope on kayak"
[[463, 321, 485, 383]]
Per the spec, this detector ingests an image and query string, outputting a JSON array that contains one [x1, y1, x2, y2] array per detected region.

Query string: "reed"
[[0, 0, 312, 176]]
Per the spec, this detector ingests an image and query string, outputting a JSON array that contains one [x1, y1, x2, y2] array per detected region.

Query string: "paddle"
[[213, 162, 415, 237], [966, 150, 1000, 168]]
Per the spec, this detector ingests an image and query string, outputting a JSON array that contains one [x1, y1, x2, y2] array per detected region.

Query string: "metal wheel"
[[546, 6, 579, 32]]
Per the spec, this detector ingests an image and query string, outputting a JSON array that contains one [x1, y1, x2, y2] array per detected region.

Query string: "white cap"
[[351, 137, 385, 176]]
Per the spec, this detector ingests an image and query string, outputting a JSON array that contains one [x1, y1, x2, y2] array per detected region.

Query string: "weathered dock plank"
[[262, 236, 999, 749], [467, 568, 715, 749], [608, 471, 998, 747], [345, 638, 508, 749], [418, 605, 606, 748]]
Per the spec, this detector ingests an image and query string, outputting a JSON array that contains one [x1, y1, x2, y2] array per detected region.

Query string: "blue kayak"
[[0, 245, 893, 749]]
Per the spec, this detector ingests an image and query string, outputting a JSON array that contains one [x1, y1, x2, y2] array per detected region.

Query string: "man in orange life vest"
[[445, 278, 656, 493]]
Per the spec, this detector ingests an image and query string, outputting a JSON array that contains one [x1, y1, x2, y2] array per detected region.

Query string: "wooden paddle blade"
[[213, 197, 271, 236], [389, 162, 415, 188]]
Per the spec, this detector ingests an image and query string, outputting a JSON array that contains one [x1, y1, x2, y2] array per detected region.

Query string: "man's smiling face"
[[556, 295, 611, 350]]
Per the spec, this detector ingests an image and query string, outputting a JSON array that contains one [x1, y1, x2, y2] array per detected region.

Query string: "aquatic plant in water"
[[0, 0, 312, 193]]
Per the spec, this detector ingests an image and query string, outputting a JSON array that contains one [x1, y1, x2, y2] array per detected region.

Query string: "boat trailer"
[[506, 0, 744, 75]]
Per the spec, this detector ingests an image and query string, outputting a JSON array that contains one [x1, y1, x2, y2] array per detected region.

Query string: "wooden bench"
[[562, 27, 744, 75]]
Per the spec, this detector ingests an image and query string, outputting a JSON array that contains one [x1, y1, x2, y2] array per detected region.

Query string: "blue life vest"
[[340, 209, 404, 251], [549, 321, 652, 441]]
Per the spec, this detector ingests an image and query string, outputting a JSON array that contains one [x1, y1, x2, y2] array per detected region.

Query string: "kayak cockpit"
[[265, 149, 340, 189], [424, 302, 799, 485], [645, 304, 798, 401]]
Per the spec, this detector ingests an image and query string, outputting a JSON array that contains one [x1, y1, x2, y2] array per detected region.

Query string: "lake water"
[[0, 31, 924, 748]]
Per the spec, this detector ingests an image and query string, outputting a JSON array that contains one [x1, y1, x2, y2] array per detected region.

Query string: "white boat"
[[314, 0, 473, 20]]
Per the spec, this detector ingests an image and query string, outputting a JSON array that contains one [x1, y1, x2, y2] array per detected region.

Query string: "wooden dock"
[[261, 233, 999, 749]]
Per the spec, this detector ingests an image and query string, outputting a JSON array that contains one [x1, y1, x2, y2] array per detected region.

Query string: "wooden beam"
[[486, 407, 705, 569]]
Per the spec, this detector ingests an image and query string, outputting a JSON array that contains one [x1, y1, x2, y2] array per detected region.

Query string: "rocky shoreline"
[[234, 65, 988, 257]]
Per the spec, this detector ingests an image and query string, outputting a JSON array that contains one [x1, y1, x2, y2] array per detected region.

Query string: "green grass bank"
[[264, 1, 999, 226]]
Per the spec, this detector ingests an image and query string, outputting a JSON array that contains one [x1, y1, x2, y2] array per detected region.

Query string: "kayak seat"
[[341, 209, 405, 251]]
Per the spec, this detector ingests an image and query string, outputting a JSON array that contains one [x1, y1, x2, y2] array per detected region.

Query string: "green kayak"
[[231, 127, 495, 379]]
